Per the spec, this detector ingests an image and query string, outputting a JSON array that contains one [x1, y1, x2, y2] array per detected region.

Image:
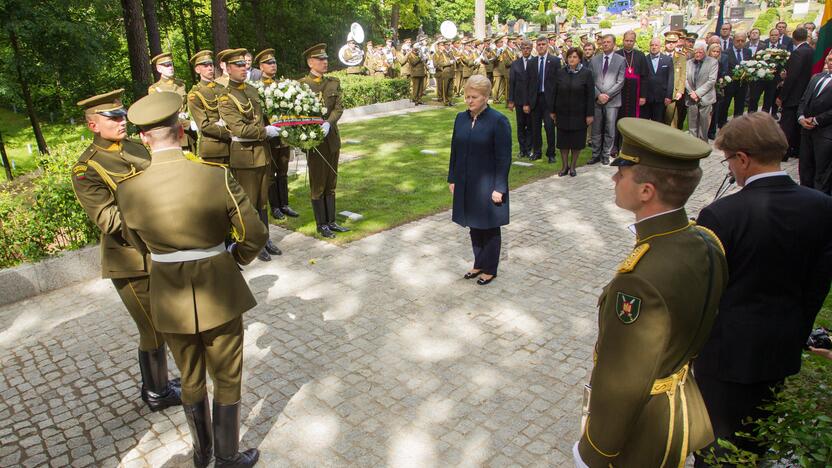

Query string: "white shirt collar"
[[604, 52, 614, 59], [627, 207, 684, 235], [744, 170, 788, 186]]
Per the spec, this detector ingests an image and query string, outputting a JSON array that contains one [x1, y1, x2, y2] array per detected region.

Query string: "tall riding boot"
[[213, 401, 260, 467], [311, 199, 334, 238], [325, 193, 349, 233], [278, 176, 299, 217], [138, 345, 182, 411], [183, 396, 213, 468]]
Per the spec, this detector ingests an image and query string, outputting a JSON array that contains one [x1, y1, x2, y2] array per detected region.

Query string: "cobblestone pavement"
[[0, 153, 799, 467]]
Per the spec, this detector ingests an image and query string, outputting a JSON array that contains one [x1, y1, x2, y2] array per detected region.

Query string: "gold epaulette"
[[695, 225, 725, 256], [85, 159, 139, 190], [617, 243, 650, 273], [77, 145, 96, 163]]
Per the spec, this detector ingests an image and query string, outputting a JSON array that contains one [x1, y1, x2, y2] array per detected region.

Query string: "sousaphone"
[[339, 22, 365, 66]]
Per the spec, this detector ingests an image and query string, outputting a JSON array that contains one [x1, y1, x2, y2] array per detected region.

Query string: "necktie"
[[723, 39, 728, 50], [736, 49, 742, 63], [539, 57, 545, 92], [816, 73, 832, 96], [603, 55, 609, 77]]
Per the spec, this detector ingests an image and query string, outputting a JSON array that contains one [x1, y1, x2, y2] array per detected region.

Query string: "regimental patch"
[[615, 292, 642, 324]]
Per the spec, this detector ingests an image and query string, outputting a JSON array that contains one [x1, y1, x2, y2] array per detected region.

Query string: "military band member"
[[575, 118, 728, 467], [482, 38, 496, 82], [664, 32, 688, 129], [187, 50, 231, 165], [343, 37, 365, 75], [491, 35, 509, 104], [214, 49, 232, 88], [548, 34, 559, 57], [434, 40, 455, 106], [122, 91, 268, 468], [217, 48, 282, 261], [407, 38, 427, 105], [460, 39, 477, 93], [71, 89, 181, 412], [255, 48, 299, 221], [397, 38, 412, 80], [452, 38, 464, 97], [149, 52, 195, 150], [299, 43, 350, 238]]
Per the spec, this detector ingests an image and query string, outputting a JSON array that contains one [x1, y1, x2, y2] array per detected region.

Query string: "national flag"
[[813, 0, 832, 73]]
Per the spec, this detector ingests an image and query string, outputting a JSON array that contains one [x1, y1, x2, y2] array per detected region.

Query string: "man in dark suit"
[[694, 112, 832, 466], [642, 37, 674, 122], [798, 49, 832, 194], [508, 40, 533, 158], [525, 35, 560, 162], [718, 34, 752, 127], [748, 28, 787, 114], [775, 21, 794, 51], [779, 28, 814, 159], [718, 22, 733, 54]]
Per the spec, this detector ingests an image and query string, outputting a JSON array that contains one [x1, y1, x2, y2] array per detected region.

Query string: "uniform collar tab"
[[633, 208, 689, 242]]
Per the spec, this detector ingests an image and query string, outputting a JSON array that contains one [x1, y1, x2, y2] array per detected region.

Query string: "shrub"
[[531, 11, 551, 27], [327, 72, 410, 109], [599, 19, 612, 29]]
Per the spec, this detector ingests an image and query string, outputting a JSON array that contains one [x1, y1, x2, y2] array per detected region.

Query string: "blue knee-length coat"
[[447, 106, 512, 229]]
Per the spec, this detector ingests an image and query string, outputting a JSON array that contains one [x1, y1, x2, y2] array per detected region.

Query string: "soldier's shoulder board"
[[617, 243, 650, 273], [77, 144, 97, 163], [694, 225, 725, 256]]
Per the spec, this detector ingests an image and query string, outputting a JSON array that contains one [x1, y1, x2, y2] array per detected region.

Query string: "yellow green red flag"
[[813, 0, 832, 73]]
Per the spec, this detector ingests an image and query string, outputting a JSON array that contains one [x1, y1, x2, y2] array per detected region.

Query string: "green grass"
[[0, 108, 90, 177], [276, 102, 592, 243]]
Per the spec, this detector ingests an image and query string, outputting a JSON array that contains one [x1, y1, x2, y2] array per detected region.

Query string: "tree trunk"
[[9, 30, 49, 156], [390, 4, 400, 43], [211, 0, 229, 53], [250, 0, 266, 51], [189, 0, 201, 51], [121, 0, 153, 98], [143, 0, 162, 81], [0, 130, 13, 181]]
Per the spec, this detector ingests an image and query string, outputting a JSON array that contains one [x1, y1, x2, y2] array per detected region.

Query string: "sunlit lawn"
[[0, 108, 90, 177]]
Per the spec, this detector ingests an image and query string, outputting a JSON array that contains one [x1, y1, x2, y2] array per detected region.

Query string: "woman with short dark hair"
[[552, 47, 595, 176]]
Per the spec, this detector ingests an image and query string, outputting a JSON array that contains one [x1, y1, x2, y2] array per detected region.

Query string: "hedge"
[[328, 72, 410, 109]]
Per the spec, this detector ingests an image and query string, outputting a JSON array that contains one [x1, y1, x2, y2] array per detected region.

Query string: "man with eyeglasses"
[[149, 52, 195, 150]]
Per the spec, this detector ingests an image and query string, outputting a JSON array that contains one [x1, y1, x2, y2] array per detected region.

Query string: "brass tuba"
[[338, 23, 365, 67]]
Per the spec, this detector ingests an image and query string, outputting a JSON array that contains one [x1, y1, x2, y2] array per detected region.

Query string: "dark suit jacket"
[[725, 46, 752, 71], [644, 53, 674, 102], [525, 54, 561, 110], [695, 175, 832, 384], [798, 72, 832, 138], [553, 65, 595, 130], [508, 56, 530, 105], [781, 42, 814, 107], [761, 39, 789, 51], [778, 34, 794, 52]]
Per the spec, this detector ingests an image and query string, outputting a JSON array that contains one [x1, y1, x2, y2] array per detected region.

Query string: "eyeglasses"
[[159, 62, 174, 67], [720, 153, 739, 166]]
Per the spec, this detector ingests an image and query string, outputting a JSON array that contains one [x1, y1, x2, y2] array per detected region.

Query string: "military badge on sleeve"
[[615, 292, 642, 324]]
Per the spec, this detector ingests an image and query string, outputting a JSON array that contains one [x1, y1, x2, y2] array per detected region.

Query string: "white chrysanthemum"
[[756, 69, 767, 78], [265, 98, 274, 108], [322, 107, 328, 114], [281, 130, 289, 138], [308, 131, 317, 139], [300, 133, 308, 141], [295, 105, 302, 113]]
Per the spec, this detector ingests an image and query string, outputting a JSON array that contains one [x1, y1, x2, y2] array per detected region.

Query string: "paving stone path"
[[0, 151, 798, 467]]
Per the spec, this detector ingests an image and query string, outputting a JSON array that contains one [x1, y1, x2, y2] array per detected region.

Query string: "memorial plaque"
[[729, 7, 744, 19], [670, 14, 684, 31]]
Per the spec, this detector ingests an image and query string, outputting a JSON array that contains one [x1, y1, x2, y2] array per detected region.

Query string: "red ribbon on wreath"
[[270, 115, 325, 127]]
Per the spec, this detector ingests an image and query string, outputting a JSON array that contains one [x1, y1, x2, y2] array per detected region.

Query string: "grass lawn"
[[0, 108, 90, 177], [275, 102, 593, 243]]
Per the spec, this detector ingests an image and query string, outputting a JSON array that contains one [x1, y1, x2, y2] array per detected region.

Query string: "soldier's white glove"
[[178, 112, 189, 120], [226, 242, 237, 254], [321, 121, 331, 137], [190, 120, 198, 132], [572, 442, 589, 468], [216, 119, 226, 128], [265, 125, 279, 138]]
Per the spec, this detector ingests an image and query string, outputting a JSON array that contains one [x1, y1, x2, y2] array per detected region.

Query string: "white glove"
[[321, 121, 331, 137], [178, 112, 189, 120], [226, 242, 237, 254], [216, 118, 226, 128], [265, 125, 279, 138], [190, 120, 198, 132]]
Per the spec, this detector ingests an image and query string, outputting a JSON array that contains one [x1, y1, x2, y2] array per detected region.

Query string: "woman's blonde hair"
[[707, 43, 722, 56], [464, 75, 492, 97]]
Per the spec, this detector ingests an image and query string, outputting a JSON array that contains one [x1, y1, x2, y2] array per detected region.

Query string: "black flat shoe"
[[281, 206, 299, 218], [569, 169, 576, 177], [257, 249, 271, 262], [463, 270, 481, 279], [271, 207, 285, 220], [329, 222, 350, 233], [265, 239, 282, 255], [558, 168, 568, 177], [477, 274, 496, 285], [317, 225, 336, 238]]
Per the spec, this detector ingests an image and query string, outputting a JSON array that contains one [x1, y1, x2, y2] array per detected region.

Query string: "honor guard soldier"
[[149, 52, 195, 150], [664, 31, 688, 129], [121, 92, 268, 468], [71, 89, 181, 412], [491, 35, 509, 103], [299, 43, 350, 238], [407, 37, 427, 105], [214, 49, 233, 88], [187, 50, 231, 165], [217, 48, 282, 261], [574, 118, 728, 468], [255, 48, 299, 221]]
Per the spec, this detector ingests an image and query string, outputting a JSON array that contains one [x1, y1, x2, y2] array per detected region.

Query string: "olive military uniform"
[[71, 89, 180, 412], [664, 33, 688, 129], [491, 37, 510, 103], [121, 92, 267, 468], [576, 119, 729, 467], [149, 52, 195, 150], [407, 45, 427, 104], [299, 43, 349, 238], [187, 50, 231, 165], [434, 43, 455, 106]]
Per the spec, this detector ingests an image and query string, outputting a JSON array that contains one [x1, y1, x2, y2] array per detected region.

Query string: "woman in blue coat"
[[447, 75, 512, 285]]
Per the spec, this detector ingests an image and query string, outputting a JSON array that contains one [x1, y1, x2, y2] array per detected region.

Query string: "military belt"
[[231, 136, 259, 143], [151, 242, 225, 263], [650, 363, 689, 395]]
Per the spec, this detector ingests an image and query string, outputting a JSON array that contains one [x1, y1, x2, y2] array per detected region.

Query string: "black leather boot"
[[277, 176, 299, 217], [213, 401, 259, 467], [312, 199, 335, 238], [325, 194, 349, 233], [256, 210, 276, 260], [267, 175, 284, 219], [183, 396, 213, 468], [138, 345, 182, 412]]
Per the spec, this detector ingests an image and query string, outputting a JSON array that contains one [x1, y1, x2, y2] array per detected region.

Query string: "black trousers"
[[531, 93, 555, 158], [799, 129, 832, 194], [708, 97, 722, 138], [470, 227, 501, 275], [747, 80, 777, 114], [781, 106, 803, 158], [693, 369, 783, 467], [720, 82, 748, 125], [640, 101, 666, 123], [515, 106, 533, 156]]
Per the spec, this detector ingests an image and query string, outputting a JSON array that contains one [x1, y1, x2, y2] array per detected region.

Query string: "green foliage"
[[0, 140, 97, 268], [599, 19, 613, 29], [753, 7, 783, 32], [531, 12, 551, 27], [635, 29, 653, 52], [566, 0, 583, 20], [538, 0, 547, 14], [328, 73, 410, 109]]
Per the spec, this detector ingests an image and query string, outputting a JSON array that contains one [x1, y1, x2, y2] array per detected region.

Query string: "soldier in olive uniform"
[[299, 43, 350, 238], [120, 92, 267, 468], [214, 49, 233, 88], [491, 35, 509, 104], [397, 38, 412, 81], [407, 38, 427, 105], [664, 32, 688, 129], [71, 89, 181, 412], [460, 39, 477, 93], [574, 118, 728, 468], [451, 39, 464, 97], [255, 48, 299, 221], [434, 40, 456, 106], [217, 48, 282, 261], [187, 50, 231, 165], [480, 38, 496, 81], [149, 52, 195, 150]]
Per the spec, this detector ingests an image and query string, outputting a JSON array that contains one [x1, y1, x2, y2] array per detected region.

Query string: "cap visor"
[[610, 158, 635, 167], [99, 109, 127, 117]]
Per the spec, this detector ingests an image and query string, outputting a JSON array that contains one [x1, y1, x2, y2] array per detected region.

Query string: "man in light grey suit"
[[588, 34, 626, 165], [685, 41, 718, 141]]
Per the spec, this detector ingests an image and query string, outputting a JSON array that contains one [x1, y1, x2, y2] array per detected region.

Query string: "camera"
[[806, 327, 832, 349]]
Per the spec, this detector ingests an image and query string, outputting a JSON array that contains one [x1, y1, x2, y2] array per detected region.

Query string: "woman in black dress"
[[552, 47, 595, 177], [448, 75, 512, 285]]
